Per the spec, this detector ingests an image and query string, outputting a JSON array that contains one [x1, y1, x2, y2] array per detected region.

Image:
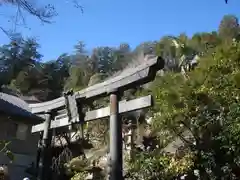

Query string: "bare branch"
[[0, 0, 83, 39], [72, 0, 84, 13], [0, 26, 16, 40], [17, 0, 57, 23], [1, 0, 57, 23]]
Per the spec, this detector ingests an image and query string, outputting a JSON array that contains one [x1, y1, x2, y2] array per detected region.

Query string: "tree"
[[64, 42, 90, 91], [156, 36, 182, 70], [218, 15, 240, 41], [110, 43, 132, 72], [64, 66, 87, 91], [97, 46, 115, 74], [134, 40, 240, 179], [74, 41, 87, 55], [189, 32, 221, 55], [6, 38, 43, 94], [0, 37, 42, 92], [134, 41, 157, 56]]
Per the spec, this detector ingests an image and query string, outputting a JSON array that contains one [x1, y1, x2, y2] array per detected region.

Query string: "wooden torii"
[[30, 55, 165, 180]]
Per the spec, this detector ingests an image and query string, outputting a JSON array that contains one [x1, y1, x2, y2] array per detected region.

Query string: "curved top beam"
[[29, 56, 165, 114]]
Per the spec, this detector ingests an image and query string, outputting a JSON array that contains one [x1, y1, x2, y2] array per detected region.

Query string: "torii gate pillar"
[[38, 112, 52, 180], [109, 89, 123, 180]]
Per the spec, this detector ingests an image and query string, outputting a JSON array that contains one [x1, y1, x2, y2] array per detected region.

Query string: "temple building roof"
[[0, 92, 43, 124]]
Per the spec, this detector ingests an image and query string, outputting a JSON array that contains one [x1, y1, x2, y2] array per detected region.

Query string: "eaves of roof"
[[0, 92, 43, 124]]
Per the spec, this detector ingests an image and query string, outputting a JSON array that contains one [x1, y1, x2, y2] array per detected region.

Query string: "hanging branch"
[[4, 0, 57, 23]]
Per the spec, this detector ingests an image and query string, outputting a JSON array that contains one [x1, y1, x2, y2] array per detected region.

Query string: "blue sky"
[[0, 0, 239, 61]]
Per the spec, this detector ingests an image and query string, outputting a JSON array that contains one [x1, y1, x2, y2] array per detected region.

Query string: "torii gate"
[[30, 55, 165, 180]]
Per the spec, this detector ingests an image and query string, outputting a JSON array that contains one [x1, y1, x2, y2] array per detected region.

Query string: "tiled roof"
[[0, 92, 42, 122]]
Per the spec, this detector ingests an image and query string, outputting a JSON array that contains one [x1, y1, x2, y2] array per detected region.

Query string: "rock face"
[[163, 131, 193, 154], [68, 111, 193, 179], [88, 73, 107, 87], [67, 126, 139, 179]]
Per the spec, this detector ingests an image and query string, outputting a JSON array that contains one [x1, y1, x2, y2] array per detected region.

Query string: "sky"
[[0, 0, 239, 61]]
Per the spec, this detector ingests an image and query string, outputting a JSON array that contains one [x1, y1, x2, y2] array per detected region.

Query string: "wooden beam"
[[31, 95, 152, 133]]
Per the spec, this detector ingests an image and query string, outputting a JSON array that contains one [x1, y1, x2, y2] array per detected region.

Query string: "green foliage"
[[218, 15, 240, 41], [126, 151, 194, 180], [71, 171, 88, 180], [134, 40, 240, 179], [125, 14, 240, 179], [1, 13, 240, 180]]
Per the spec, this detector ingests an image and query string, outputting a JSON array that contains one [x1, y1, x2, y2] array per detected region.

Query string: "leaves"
[[6, 150, 14, 161], [219, 15, 240, 40], [0, 140, 14, 162]]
